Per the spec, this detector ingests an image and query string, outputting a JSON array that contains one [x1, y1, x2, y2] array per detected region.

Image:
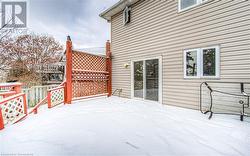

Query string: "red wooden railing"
[[48, 85, 65, 108], [0, 83, 22, 98], [0, 83, 26, 130], [0, 93, 28, 130], [0, 38, 112, 131], [29, 81, 66, 114], [29, 97, 47, 114]]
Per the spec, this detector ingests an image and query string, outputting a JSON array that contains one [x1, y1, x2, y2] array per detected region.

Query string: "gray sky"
[[28, 0, 117, 49]]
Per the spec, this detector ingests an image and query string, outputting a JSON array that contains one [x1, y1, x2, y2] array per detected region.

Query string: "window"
[[179, 0, 207, 12], [184, 46, 220, 78], [123, 6, 131, 25], [202, 48, 216, 76], [185, 49, 199, 77]]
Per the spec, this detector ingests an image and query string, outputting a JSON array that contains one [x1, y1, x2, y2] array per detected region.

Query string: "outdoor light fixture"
[[124, 63, 129, 68]]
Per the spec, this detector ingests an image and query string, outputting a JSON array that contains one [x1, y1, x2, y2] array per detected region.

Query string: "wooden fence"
[[22, 85, 57, 107], [1, 38, 112, 130], [64, 39, 112, 103]]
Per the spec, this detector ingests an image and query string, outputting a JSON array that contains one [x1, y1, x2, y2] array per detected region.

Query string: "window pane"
[[181, 0, 197, 10], [134, 61, 143, 98], [186, 51, 197, 76], [203, 48, 216, 76], [146, 59, 158, 101]]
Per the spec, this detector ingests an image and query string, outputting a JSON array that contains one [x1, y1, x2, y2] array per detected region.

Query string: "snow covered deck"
[[0, 97, 250, 155]]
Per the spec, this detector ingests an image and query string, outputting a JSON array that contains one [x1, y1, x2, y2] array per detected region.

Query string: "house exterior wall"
[[110, 0, 250, 112]]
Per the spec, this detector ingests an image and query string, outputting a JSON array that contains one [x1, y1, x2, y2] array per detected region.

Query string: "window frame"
[[200, 46, 220, 78], [183, 48, 201, 79], [183, 46, 220, 79], [178, 0, 208, 12], [123, 6, 131, 25], [131, 56, 163, 104]]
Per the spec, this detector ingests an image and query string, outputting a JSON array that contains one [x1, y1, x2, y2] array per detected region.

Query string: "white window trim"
[[178, 0, 208, 12], [183, 48, 201, 79], [184, 46, 220, 79], [123, 6, 131, 25], [130, 56, 163, 104]]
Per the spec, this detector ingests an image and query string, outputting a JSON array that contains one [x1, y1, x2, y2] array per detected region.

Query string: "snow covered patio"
[[0, 97, 250, 156]]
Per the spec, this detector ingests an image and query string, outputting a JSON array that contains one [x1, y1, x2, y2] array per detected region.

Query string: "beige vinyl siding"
[[110, 0, 250, 113]]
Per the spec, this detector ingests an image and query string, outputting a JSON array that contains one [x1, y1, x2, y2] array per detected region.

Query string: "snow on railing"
[[0, 82, 65, 130], [0, 83, 22, 98], [29, 96, 48, 114], [0, 93, 28, 130], [0, 39, 112, 131], [0, 91, 17, 98], [0, 83, 27, 130], [29, 81, 66, 114]]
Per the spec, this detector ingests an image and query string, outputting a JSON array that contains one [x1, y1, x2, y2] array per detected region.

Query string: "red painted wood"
[[106, 40, 112, 97], [29, 97, 48, 114], [0, 93, 27, 130], [65, 39, 73, 104], [0, 93, 25, 104], [0, 91, 16, 97], [0, 107, 4, 130], [47, 91, 52, 109], [0, 82, 22, 88], [23, 94, 28, 115]]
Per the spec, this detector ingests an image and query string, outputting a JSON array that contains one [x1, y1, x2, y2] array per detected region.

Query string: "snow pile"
[[0, 96, 250, 156]]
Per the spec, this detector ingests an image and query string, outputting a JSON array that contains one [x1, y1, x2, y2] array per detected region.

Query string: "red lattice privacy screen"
[[72, 51, 108, 98], [64, 38, 112, 104]]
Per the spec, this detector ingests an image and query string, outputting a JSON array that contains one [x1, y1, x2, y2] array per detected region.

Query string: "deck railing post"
[[23, 94, 28, 114], [65, 36, 73, 104], [12, 84, 22, 94], [48, 91, 52, 108], [63, 84, 67, 105], [0, 107, 4, 130], [106, 40, 112, 97]]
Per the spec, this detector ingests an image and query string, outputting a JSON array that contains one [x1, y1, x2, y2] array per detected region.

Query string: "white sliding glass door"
[[132, 57, 162, 103]]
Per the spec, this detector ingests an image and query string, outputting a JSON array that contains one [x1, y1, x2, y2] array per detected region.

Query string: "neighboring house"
[[35, 63, 65, 85], [100, 0, 250, 112]]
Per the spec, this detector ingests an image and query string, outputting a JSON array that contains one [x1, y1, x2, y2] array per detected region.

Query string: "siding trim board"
[[106, 0, 250, 114]]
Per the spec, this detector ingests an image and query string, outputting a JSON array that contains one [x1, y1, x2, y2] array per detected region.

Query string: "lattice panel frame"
[[71, 50, 109, 98], [0, 95, 27, 125], [72, 71, 108, 81], [50, 88, 64, 107], [72, 51, 106, 71], [72, 81, 107, 98]]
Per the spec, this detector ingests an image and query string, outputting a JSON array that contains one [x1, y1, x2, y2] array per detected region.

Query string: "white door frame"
[[131, 56, 162, 104]]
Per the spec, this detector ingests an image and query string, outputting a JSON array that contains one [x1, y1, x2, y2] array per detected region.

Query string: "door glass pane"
[[146, 59, 159, 101], [186, 50, 197, 76], [203, 48, 216, 76], [134, 61, 143, 98]]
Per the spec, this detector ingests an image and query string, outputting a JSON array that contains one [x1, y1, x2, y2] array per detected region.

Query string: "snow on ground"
[[0, 96, 250, 156]]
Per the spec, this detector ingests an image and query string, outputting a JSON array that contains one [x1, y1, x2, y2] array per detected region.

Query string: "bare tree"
[[0, 33, 63, 84]]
